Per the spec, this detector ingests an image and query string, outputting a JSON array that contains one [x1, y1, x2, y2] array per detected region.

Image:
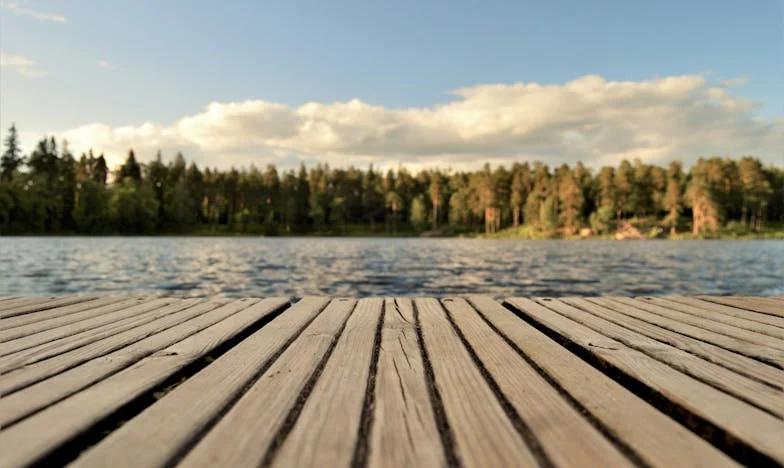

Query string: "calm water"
[[0, 237, 782, 298]]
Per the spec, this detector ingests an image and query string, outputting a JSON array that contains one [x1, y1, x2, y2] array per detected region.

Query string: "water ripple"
[[0, 237, 782, 298]]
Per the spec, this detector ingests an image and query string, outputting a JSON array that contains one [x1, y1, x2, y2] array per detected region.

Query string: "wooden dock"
[[0, 295, 782, 467]]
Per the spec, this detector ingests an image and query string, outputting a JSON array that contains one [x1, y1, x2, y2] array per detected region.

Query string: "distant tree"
[[509, 162, 530, 227], [662, 161, 683, 234], [117, 150, 142, 184], [614, 160, 633, 219], [1, 124, 24, 182], [557, 168, 585, 235], [539, 195, 557, 232], [738, 156, 772, 230], [410, 195, 428, 230]]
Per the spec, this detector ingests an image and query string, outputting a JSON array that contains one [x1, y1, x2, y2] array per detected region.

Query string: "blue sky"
[[1, 0, 782, 169]]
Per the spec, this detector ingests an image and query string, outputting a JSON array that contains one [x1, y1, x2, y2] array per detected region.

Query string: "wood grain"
[[0, 296, 129, 334], [628, 297, 784, 339], [541, 298, 783, 417], [698, 296, 784, 317], [473, 296, 738, 468], [0, 298, 239, 427], [0, 297, 287, 468], [0, 296, 99, 319], [661, 296, 784, 329], [506, 297, 784, 464], [609, 297, 784, 350], [70, 297, 329, 468], [177, 298, 356, 468], [272, 298, 384, 467], [586, 297, 784, 367], [0, 298, 206, 396], [443, 297, 633, 467], [415, 297, 539, 467], [367, 298, 445, 468], [561, 298, 784, 390], [0, 298, 174, 365]]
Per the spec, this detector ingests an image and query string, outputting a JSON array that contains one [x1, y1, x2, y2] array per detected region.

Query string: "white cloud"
[[0, 51, 47, 77], [47, 74, 784, 171], [0, 1, 66, 22], [98, 60, 114, 70]]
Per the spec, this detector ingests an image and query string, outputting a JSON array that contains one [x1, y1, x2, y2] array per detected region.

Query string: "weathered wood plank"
[[586, 297, 784, 367], [0, 298, 237, 427], [0, 296, 129, 333], [415, 297, 539, 467], [0, 297, 288, 468], [272, 298, 384, 467], [0, 296, 99, 319], [698, 296, 784, 317], [630, 297, 784, 340], [541, 298, 783, 417], [0, 298, 172, 361], [472, 296, 738, 468], [562, 298, 784, 390], [506, 297, 784, 465], [662, 296, 784, 329], [443, 297, 633, 467], [367, 298, 444, 468], [70, 297, 329, 468], [0, 298, 206, 396], [0, 300, 215, 373], [177, 299, 356, 467], [610, 297, 784, 350]]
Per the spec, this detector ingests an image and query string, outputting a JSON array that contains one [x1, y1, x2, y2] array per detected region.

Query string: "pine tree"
[[662, 161, 683, 233], [1, 124, 24, 182]]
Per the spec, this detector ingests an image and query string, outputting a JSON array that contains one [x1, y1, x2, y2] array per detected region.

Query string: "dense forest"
[[1, 124, 782, 238]]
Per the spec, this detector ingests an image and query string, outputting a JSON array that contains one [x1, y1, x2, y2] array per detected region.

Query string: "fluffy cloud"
[[0, 51, 47, 77], [53, 74, 783, 171], [97, 60, 114, 70], [0, 1, 66, 23]]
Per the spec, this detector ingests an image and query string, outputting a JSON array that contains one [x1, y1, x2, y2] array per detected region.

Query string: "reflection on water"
[[1, 237, 782, 297]]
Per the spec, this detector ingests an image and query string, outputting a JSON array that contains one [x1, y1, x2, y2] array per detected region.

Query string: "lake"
[[1, 237, 782, 297]]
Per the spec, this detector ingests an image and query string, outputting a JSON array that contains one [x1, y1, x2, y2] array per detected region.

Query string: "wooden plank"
[[698, 296, 784, 318], [0, 297, 20, 303], [0, 297, 35, 308], [0, 297, 54, 312], [506, 297, 784, 465], [0, 298, 237, 427], [587, 298, 784, 367], [631, 297, 784, 340], [442, 297, 632, 466], [0, 296, 131, 335], [472, 296, 737, 468], [0, 297, 289, 468], [414, 297, 538, 467], [0, 298, 169, 358], [0, 298, 207, 396], [0, 299, 202, 373], [176, 298, 356, 467], [70, 297, 330, 468], [562, 298, 784, 390], [366, 298, 444, 468], [541, 298, 783, 417], [610, 297, 784, 351], [0, 296, 99, 319], [271, 298, 384, 467], [663, 296, 784, 329]]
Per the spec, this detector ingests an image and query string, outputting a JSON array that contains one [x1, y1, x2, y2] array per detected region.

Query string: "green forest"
[[1, 124, 782, 238]]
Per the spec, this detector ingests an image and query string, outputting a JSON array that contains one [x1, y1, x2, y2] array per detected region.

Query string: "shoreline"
[[1, 231, 783, 240]]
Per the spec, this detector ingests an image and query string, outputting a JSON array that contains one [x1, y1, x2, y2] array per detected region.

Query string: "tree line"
[[1, 124, 782, 237]]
